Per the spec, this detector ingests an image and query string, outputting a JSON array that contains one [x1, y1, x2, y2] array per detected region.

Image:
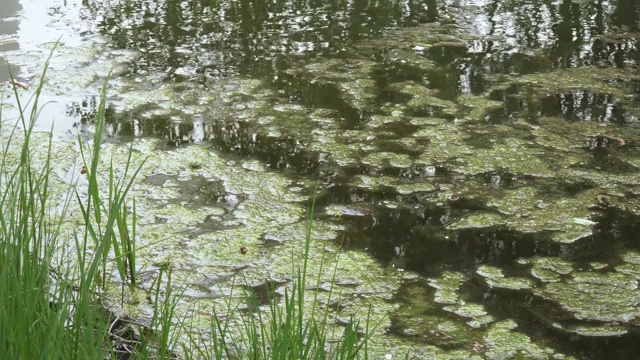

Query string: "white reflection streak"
[[605, 103, 613, 123], [400, 0, 410, 18], [459, 63, 471, 94], [451, 0, 560, 52], [133, 118, 141, 137], [192, 115, 204, 143]]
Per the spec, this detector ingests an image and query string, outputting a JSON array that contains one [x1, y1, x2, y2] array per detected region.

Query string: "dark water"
[[73, 0, 640, 358]]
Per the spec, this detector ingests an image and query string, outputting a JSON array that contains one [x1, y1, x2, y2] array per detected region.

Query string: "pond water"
[[3, 0, 640, 359]]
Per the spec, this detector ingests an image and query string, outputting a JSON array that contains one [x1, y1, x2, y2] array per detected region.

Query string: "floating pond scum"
[[3, 0, 640, 358]]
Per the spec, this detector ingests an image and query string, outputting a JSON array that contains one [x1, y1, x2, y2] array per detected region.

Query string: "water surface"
[[4, 0, 640, 359]]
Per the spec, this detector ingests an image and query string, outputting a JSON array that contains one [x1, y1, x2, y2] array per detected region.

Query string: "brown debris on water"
[[100, 300, 179, 360], [9, 79, 29, 90], [471, 341, 486, 353], [585, 134, 627, 149], [596, 194, 610, 207]]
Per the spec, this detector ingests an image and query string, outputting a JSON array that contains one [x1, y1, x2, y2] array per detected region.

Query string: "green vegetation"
[[184, 196, 377, 359], [0, 56, 376, 359], [1, 49, 110, 359]]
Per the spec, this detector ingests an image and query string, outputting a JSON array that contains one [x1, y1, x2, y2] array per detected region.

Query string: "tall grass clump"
[[0, 51, 97, 359], [0, 52, 177, 359]]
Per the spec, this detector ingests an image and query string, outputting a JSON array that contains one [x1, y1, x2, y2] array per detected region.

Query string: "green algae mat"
[[4, 0, 640, 358]]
